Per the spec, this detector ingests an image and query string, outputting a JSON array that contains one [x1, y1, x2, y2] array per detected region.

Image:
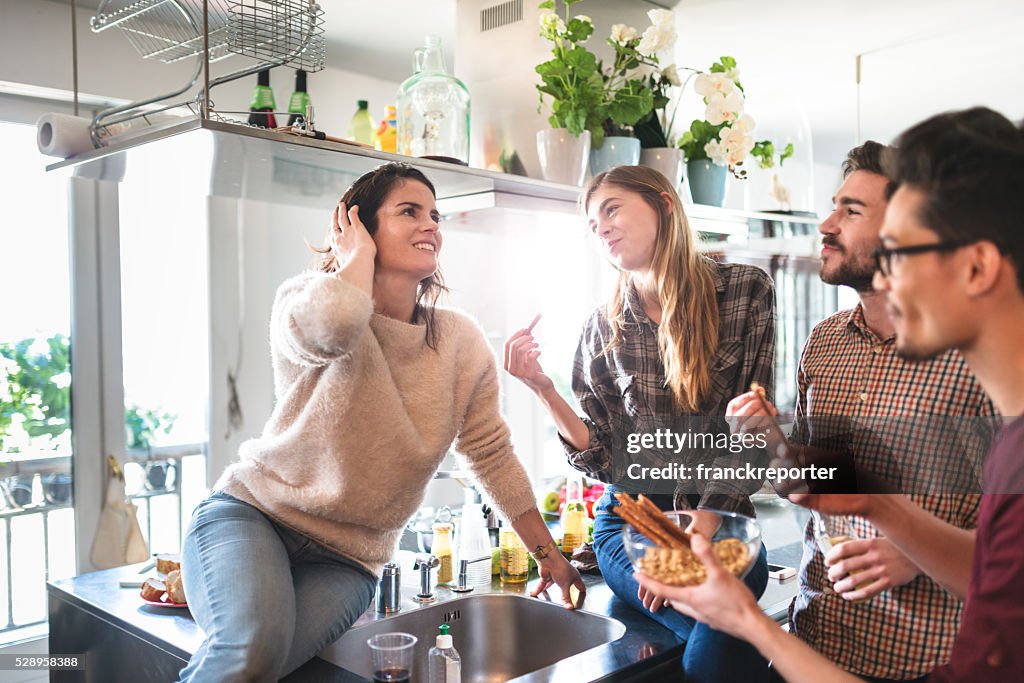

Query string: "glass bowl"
[[622, 509, 761, 586]]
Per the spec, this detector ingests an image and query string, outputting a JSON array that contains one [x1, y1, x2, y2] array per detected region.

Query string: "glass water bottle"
[[396, 35, 471, 165]]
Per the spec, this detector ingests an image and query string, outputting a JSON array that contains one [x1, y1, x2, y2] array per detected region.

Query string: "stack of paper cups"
[[458, 503, 493, 588], [37, 113, 96, 158]]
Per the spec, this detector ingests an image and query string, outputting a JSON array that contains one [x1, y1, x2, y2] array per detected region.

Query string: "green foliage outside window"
[[1, 333, 176, 454]]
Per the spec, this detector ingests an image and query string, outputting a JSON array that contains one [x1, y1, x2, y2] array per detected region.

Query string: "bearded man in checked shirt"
[[727, 142, 995, 683]]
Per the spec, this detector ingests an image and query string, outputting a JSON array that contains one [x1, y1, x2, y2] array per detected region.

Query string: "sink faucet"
[[452, 555, 491, 593], [414, 554, 439, 604]]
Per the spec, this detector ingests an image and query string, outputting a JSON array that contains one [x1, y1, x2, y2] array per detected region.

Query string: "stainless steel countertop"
[[47, 539, 799, 682]]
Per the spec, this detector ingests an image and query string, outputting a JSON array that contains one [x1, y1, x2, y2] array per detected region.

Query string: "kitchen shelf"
[[46, 116, 819, 239]]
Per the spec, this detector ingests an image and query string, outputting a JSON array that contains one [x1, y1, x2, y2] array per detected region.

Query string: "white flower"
[[695, 73, 735, 97], [661, 64, 681, 87], [538, 11, 565, 40], [647, 8, 675, 30], [718, 123, 755, 167], [610, 23, 638, 45], [704, 139, 727, 165], [732, 113, 756, 134], [636, 11, 677, 56], [725, 67, 741, 82], [704, 90, 745, 126], [722, 126, 755, 155]]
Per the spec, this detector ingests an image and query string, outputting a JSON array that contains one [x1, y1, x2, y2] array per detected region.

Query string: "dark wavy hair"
[[884, 107, 1024, 293], [311, 162, 448, 348]]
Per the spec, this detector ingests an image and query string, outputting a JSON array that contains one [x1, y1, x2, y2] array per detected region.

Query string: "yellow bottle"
[[375, 104, 397, 153], [561, 476, 587, 558], [432, 522, 453, 584], [500, 526, 529, 584]]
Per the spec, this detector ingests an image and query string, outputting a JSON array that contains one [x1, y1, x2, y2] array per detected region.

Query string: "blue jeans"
[[592, 493, 771, 683], [177, 492, 377, 682]]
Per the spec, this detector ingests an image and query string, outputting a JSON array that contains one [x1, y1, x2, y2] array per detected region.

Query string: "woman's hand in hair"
[[330, 201, 376, 297], [331, 201, 377, 264], [504, 315, 554, 395]]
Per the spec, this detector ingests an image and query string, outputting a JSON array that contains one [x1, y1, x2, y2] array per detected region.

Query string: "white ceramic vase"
[[536, 128, 591, 186], [639, 147, 685, 191]]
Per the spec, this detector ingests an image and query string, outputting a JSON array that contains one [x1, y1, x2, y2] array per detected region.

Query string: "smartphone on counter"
[[768, 563, 796, 581]]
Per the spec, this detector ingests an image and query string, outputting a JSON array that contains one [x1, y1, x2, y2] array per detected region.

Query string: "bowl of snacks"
[[617, 494, 760, 586]]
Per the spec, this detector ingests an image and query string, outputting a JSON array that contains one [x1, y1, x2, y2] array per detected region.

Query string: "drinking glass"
[[367, 632, 417, 682]]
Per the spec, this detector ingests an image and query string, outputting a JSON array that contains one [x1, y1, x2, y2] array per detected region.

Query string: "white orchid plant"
[[677, 56, 793, 177]]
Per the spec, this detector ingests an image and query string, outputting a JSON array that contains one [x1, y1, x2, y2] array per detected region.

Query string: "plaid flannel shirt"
[[788, 304, 996, 679], [561, 259, 776, 516]]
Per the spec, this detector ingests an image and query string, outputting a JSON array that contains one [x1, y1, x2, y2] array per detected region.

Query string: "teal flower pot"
[[687, 160, 728, 207], [589, 136, 641, 176]]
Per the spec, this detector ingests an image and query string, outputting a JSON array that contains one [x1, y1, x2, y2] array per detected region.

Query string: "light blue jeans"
[[177, 491, 377, 682]]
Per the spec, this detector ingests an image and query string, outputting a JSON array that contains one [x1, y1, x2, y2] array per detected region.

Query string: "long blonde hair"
[[584, 166, 719, 413]]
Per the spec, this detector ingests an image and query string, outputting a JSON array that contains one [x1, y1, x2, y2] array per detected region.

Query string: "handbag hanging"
[[90, 455, 150, 569]]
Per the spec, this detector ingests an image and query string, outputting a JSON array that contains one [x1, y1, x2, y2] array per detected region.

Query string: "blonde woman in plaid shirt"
[[506, 165, 776, 682]]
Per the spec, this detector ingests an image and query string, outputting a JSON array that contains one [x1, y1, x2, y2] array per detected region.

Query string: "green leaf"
[[780, 143, 795, 166], [565, 18, 594, 43], [538, 0, 555, 9], [564, 45, 598, 73], [607, 81, 653, 127]]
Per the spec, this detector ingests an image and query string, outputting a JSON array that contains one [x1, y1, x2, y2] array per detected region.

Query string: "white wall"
[[0, 0, 400, 137]]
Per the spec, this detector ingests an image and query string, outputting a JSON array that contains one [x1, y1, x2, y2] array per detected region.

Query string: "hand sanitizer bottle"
[[428, 624, 461, 683]]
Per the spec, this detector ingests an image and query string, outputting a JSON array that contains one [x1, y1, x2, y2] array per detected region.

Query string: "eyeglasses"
[[872, 241, 970, 278]]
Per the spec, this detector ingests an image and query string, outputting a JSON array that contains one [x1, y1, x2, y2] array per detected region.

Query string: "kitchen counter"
[[47, 538, 800, 682]]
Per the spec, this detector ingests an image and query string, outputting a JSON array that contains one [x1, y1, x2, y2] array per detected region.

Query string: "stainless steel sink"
[[319, 592, 626, 682]]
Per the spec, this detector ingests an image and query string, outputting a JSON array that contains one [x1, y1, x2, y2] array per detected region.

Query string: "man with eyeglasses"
[[638, 106, 1024, 682], [727, 141, 994, 682]]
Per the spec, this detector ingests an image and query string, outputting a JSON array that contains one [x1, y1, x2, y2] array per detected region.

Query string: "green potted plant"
[[585, 10, 678, 175], [534, 1, 678, 182], [633, 60, 694, 189], [534, 0, 603, 185]]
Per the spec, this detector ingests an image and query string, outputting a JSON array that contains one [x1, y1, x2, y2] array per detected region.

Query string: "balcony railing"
[[0, 443, 207, 640]]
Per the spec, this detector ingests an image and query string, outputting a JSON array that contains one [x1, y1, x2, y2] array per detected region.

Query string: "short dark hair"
[[842, 140, 890, 179], [884, 107, 1024, 293]]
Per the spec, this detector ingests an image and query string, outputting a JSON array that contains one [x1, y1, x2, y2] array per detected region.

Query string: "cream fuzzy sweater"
[[216, 271, 537, 575]]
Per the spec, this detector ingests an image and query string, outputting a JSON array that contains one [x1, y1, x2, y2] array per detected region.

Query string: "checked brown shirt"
[[561, 259, 777, 515], [788, 304, 996, 680]]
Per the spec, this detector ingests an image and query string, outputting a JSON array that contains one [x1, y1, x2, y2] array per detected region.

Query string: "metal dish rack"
[[88, 0, 325, 144]]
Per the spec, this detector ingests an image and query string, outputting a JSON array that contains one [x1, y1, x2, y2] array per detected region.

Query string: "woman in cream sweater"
[[177, 163, 584, 682]]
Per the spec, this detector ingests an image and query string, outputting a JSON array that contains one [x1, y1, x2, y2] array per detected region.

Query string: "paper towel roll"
[[37, 113, 96, 158]]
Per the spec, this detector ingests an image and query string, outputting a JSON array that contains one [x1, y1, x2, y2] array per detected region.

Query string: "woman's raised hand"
[[504, 314, 554, 395], [330, 201, 377, 265]]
